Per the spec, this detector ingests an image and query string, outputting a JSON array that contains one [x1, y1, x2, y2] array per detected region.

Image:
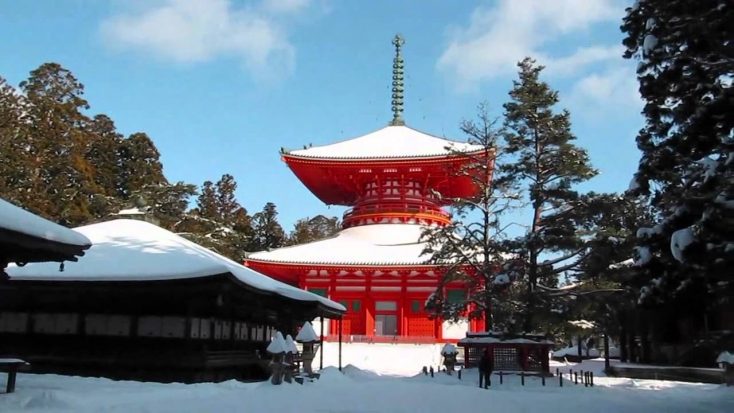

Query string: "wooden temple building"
[[1, 219, 344, 383], [245, 36, 493, 342]]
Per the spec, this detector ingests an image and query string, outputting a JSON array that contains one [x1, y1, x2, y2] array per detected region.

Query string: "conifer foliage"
[[622, 0, 733, 306], [423, 59, 625, 334], [501, 58, 598, 332], [0, 62, 325, 263]]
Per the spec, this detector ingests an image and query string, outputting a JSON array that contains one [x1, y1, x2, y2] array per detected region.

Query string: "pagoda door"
[[374, 300, 398, 336]]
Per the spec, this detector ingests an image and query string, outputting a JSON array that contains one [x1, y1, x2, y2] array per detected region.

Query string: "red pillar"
[[400, 273, 407, 336]]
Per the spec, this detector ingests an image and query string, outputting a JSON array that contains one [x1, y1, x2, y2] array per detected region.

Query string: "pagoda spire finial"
[[389, 34, 405, 126]]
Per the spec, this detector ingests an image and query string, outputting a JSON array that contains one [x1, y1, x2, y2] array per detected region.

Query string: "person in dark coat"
[[478, 348, 492, 389]]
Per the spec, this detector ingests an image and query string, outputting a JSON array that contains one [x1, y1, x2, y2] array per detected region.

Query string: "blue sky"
[[0, 0, 642, 231]]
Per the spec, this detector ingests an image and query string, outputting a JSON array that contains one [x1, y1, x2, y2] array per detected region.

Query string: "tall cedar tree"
[[85, 114, 125, 217], [287, 215, 340, 245], [622, 1, 733, 318], [19, 63, 101, 225], [0, 77, 34, 208], [502, 58, 597, 333], [177, 174, 253, 261], [421, 106, 518, 331], [250, 202, 286, 251]]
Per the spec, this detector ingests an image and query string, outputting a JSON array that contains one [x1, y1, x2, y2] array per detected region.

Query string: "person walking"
[[478, 348, 492, 389]]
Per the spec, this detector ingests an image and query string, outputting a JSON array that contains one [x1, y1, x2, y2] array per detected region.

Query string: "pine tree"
[[502, 58, 598, 332], [621, 1, 733, 316], [250, 202, 286, 251], [421, 105, 515, 330]]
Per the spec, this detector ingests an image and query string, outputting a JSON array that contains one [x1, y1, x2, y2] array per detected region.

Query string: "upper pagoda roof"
[[285, 125, 484, 161]]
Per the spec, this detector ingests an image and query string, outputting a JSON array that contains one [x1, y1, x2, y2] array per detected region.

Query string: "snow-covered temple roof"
[[7, 219, 344, 313], [286, 125, 483, 160], [0, 198, 91, 248], [247, 224, 432, 266]]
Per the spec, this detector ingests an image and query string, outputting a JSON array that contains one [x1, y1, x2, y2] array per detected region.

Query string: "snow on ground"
[[0, 344, 731, 412]]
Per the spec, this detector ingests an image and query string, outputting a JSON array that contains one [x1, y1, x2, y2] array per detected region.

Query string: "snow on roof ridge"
[[8, 219, 344, 312], [0, 197, 91, 247], [286, 125, 483, 160]]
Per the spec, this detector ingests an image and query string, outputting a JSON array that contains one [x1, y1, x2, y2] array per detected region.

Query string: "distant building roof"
[[285, 125, 483, 160]]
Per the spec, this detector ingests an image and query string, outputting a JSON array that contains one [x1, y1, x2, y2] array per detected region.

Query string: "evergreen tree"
[[178, 174, 253, 261], [119, 132, 166, 200], [621, 1, 733, 314], [287, 215, 340, 245], [19, 63, 99, 225], [196, 180, 219, 220], [85, 114, 125, 218], [501, 58, 598, 332], [0, 76, 33, 207], [421, 105, 517, 330], [250, 202, 286, 251]]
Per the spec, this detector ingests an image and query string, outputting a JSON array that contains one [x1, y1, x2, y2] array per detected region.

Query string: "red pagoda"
[[246, 35, 493, 342]]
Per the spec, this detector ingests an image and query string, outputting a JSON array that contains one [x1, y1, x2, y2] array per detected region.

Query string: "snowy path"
[[0, 347, 731, 412]]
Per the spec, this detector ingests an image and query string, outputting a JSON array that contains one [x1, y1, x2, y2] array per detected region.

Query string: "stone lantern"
[[266, 331, 287, 385], [441, 343, 459, 375], [296, 321, 320, 378]]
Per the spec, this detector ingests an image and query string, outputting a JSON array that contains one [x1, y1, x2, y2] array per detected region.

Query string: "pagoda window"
[[446, 289, 465, 305], [411, 300, 422, 313], [375, 301, 397, 311], [309, 287, 328, 298], [352, 300, 361, 311]]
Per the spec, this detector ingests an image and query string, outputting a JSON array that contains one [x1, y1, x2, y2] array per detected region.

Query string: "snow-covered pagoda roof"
[[7, 219, 344, 313], [285, 125, 484, 160], [0, 197, 91, 264], [247, 224, 432, 266]]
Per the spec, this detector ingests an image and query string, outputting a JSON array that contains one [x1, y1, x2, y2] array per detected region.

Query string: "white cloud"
[[262, 0, 311, 14], [567, 65, 643, 117], [438, 0, 623, 90], [100, 0, 302, 80]]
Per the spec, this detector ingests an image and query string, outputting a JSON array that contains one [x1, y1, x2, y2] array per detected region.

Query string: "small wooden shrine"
[[458, 331, 553, 375]]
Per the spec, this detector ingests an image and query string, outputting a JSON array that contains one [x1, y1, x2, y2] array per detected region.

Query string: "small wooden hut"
[[458, 331, 553, 375]]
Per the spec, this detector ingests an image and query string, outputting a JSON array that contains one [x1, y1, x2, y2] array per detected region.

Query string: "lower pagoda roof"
[[246, 224, 433, 267]]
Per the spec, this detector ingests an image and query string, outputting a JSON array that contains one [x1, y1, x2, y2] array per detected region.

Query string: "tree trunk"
[[619, 324, 628, 362], [604, 333, 610, 371], [577, 335, 583, 358], [484, 297, 493, 332]]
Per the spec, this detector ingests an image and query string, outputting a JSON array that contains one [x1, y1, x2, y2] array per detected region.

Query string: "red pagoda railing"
[[343, 202, 450, 228]]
